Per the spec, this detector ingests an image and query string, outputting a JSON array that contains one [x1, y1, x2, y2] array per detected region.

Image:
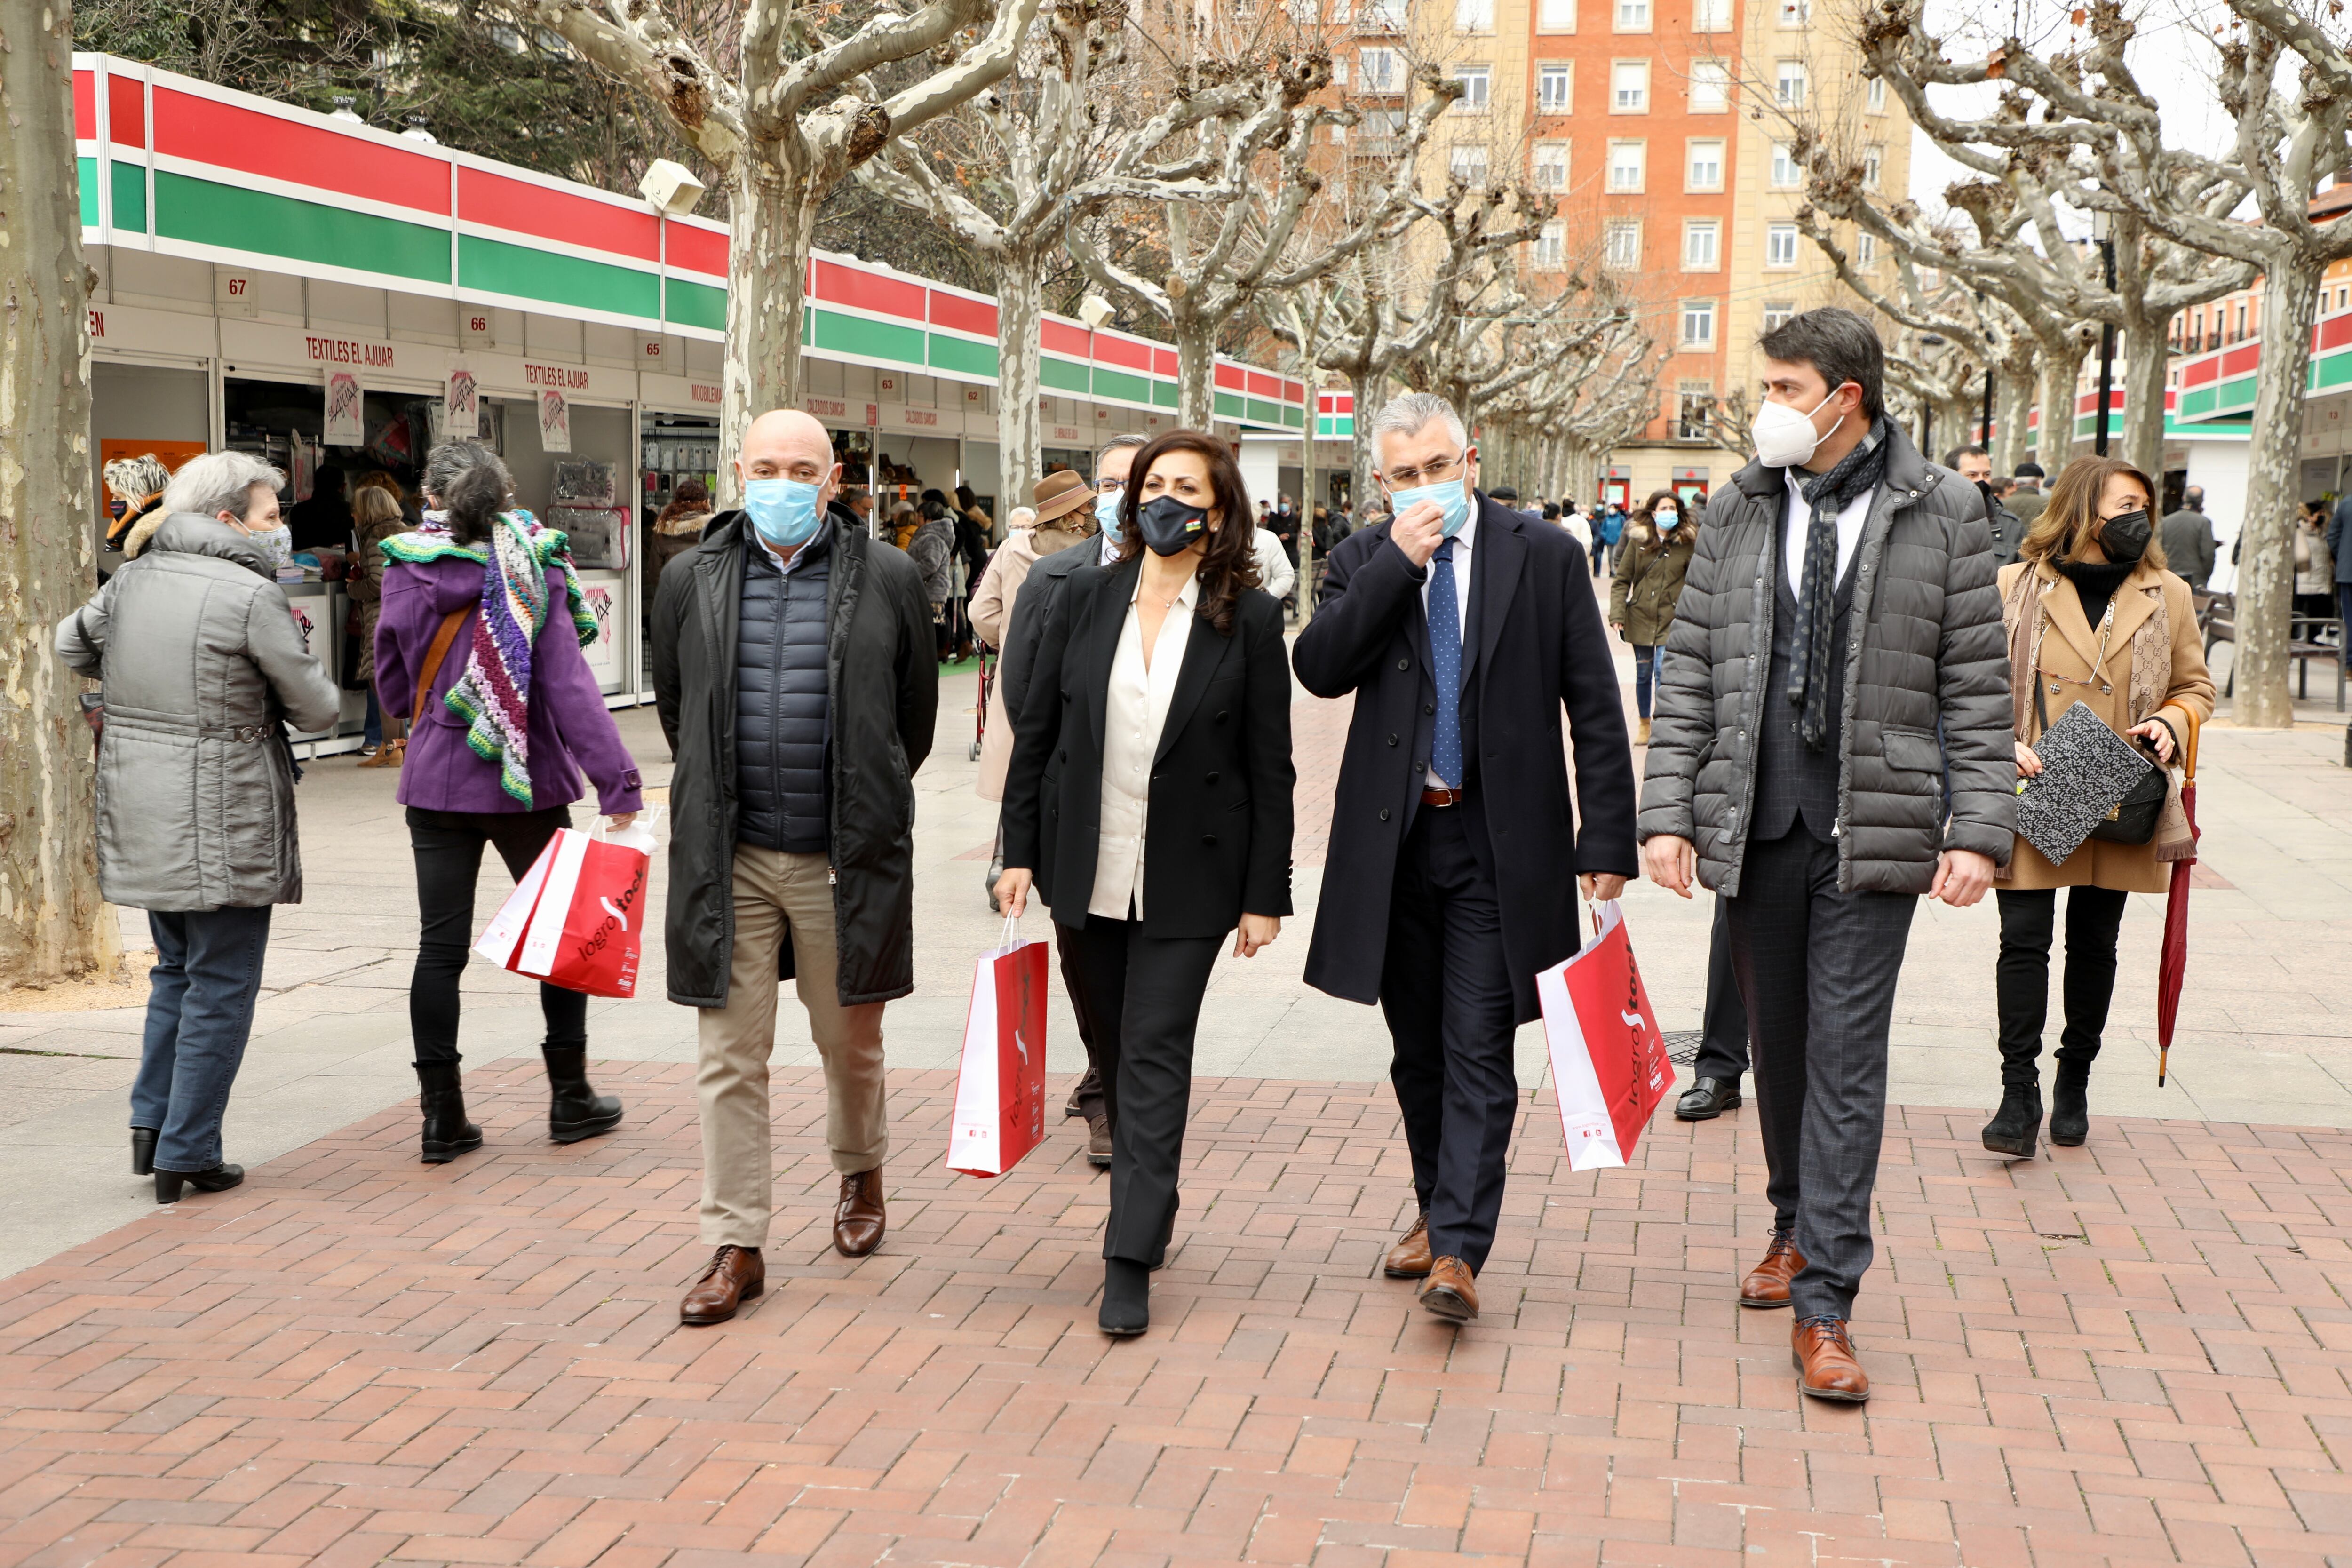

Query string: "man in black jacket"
[[652, 409, 937, 1326], [1293, 390, 1638, 1327]]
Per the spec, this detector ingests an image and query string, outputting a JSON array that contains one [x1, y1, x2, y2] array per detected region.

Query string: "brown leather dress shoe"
[[1419, 1256, 1479, 1323], [1740, 1231, 1805, 1308], [1383, 1211, 1432, 1278], [681, 1245, 764, 1325], [1791, 1314, 1869, 1401], [834, 1168, 887, 1257], [1086, 1110, 1113, 1169]]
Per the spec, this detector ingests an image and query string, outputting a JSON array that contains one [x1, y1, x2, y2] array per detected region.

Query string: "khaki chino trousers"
[[697, 844, 888, 1247]]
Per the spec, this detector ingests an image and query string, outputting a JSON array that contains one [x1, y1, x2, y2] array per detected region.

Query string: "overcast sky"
[[1905, 0, 2241, 230]]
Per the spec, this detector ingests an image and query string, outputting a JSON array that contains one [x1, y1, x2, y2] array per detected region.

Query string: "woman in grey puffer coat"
[[55, 451, 342, 1204]]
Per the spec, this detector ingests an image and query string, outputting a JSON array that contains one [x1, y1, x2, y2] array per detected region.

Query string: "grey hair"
[[164, 451, 285, 522], [421, 441, 514, 546], [1008, 506, 1038, 530], [103, 454, 173, 505], [1369, 391, 1469, 452], [1097, 432, 1148, 468]]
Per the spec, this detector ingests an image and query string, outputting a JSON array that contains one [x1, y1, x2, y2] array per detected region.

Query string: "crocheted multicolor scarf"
[[380, 509, 596, 805]]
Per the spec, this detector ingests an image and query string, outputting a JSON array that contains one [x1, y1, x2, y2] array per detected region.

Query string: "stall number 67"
[[224, 278, 247, 296]]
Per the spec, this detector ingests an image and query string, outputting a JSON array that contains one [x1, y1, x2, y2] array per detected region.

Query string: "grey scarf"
[[1786, 417, 1891, 750]]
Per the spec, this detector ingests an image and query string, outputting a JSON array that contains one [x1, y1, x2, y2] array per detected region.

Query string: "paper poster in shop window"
[[540, 389, 572, 454], [324, 371, 364, 447], [444, 367, 480, 439]]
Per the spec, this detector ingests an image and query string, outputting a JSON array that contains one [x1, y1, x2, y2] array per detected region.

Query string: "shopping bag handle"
[[998, 912, 1022, 949]]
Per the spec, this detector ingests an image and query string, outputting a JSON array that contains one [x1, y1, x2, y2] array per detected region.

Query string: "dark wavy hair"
[[1114, 429, 1261, 635]]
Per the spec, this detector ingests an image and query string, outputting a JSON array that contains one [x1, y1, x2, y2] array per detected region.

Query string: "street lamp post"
[[2093, 214, 2118, 456]]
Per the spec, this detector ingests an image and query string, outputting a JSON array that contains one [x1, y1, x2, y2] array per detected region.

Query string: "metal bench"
[[2204, 600, 2346, 710]]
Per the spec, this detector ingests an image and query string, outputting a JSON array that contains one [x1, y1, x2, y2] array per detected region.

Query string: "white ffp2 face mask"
[[1751, 390, 1844, 469]]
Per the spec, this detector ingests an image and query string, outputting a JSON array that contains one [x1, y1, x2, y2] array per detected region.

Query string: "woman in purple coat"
[[376, 442, 645, 1162]]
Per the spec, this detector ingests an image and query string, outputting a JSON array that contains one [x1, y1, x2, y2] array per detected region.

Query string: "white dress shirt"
[[1089, 570, 1199, 921], [1782, 470, 1875, 599], [1253, 527, 1297, 601], [1416, 508, 1477, 789]]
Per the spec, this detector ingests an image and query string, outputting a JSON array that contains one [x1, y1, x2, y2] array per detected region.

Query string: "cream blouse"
[[1088, 570, 1199, 921]]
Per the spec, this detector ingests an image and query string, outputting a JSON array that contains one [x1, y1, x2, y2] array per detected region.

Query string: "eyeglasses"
[[1383, 453, 1467, 487], [1096, 476, 1125, 493]]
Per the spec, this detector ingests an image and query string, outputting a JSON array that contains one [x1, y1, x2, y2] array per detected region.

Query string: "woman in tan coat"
[[1989, 454, 2213, 1158]]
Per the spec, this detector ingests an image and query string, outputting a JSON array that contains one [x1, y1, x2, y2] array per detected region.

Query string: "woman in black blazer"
[[997, 429, 1295, 1337]]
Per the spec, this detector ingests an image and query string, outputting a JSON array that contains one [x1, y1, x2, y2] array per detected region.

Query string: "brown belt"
[[1420, 785, 1462, 808]]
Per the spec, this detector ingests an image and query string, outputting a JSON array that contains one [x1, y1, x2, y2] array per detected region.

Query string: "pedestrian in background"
[[997, 429, 1295, 1338], [1992, 455, 2212, 1158], [56, 450, 342, 1203], [2007, 462, 2049, 527], [101, 453, 173, 558], [1610, 488, 1695, 748], [906, 499, 956, 660], [2159, 486, 2216, 589], [1597, 501, 1627, 577], [653, 410, 937, 1326], [2295, 501, 2336, 623], [376, 442, 643, 1166], [647, 478, 714, 612], [347, 483, 408, 764], [1945, 446, 2023, 567]]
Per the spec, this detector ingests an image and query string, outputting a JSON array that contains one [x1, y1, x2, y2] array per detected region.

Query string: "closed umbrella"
[[2156, 714, 2201, 1086]]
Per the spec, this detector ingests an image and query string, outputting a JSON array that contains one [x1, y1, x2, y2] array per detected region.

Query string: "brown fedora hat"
[[1031, 469, 1096, 525]]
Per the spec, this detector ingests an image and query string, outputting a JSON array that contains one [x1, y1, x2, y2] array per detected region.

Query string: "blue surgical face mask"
[[742, 478, 824, 550], [1093, 486, 1123, 537], [1385, 475, 1475, 539]]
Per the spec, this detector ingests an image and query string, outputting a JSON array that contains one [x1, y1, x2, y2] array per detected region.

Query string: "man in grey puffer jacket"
[[56, 450, 341, 1200], [1638, 309, 2013, 1404]]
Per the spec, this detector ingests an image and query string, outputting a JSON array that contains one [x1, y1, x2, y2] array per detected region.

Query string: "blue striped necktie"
[[1430, 539, 1462, 789]]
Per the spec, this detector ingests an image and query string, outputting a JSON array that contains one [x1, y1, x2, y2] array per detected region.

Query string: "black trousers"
[[407, 804, 581, 1067], [1062, 915, 1222, 1266], [1056, 923, 1108, 1119], [1994, 887, 2129, 1086], [1726, 829, 1916, 1320], [1691, 894, 1752, 1084], [1378, 804, 1521, 1273]]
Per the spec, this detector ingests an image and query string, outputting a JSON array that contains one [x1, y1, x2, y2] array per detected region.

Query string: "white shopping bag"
[[945, 916, 1050, 1178], [1537, 899, 1674, 1171]]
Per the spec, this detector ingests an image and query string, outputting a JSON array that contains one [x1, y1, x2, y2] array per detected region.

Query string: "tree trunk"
[[1992, 359, 2034, 478], [0, 2, 109, 989], [1349, 369, 1381, 517], [720, 157, 818, 504], [1298, 385, 1318, 625], [2033, 335, 2086, 474], [2117, 318, 2170, 479], [1174, 314, 1216, 430], [2231, 247, 2317, 729], [1564, 440, 1602, 515], [994, 255, 1046, 521]]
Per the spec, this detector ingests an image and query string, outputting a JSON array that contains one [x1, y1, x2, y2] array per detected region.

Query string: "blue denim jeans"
[[131, 906, 273, 1171], [364, 686, 383, 748], [1632, 642, 1666, 717]]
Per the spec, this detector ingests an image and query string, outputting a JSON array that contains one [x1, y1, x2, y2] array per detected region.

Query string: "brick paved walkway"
[[3, 1062, 2347, 1567]]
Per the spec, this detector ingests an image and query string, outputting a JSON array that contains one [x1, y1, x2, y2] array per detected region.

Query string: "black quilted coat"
[[1637, 428, 2015, 896]]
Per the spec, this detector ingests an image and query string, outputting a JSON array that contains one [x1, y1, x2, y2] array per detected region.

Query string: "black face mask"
[[1976, 478, 1997, 508], [1137, 493, 1209, 557], [2099, 509, 2153, 565]]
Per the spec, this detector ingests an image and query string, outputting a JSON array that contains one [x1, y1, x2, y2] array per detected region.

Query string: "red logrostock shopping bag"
[[946, 916, 1049, 1178], [1537, 899, 1675, 1171], [474, 814, 660, 999]]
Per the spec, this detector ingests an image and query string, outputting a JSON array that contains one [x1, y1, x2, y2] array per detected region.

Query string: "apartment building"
[[1347, 0, 1908, 507]]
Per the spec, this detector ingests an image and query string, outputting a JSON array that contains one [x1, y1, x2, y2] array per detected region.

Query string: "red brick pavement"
[[3, 1061, 2347, 1567]]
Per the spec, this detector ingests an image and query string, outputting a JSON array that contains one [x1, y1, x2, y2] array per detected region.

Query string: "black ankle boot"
[[130, 1127, 157, 1177], [1100, 1257, 1150, 1337], [416, 1061, 483, 1164], [1981, 1084, 2043, 1159], [543, 1045, 623, 1144], [155, 1163, 243, 1203], [2049, 1062, 2091, 1146]]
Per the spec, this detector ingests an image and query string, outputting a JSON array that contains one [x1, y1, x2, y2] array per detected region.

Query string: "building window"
[[1692, 0, 1732, 29], [1539, 0, 1577, 29], [1360, 48, 1402, 92], [1685, 137, 1724, 191], [1866, 75, 1887, 111], [1533, 141, 1570, 189], [1766, 222, 1799, 268], [1612, 60, 1650, 112], [1605, 219, 1642, 269], [1776, 61, 1807, 109], [1454, 0, 1494, 29], [1539, 64, 1573, 112], [1677, 382, 1714, 439], [1690, 59, 1730, 111], [1857, 232, 1878, 267], [1537, 221, 1566, 270], [1606, 138, 1646, 191], [1771, 142, 1799, 188], [1450, 144, 1489, 184], [1778, 0, 1811, 23], [1682, 298, 1717, 350], [1359, 0, 1406, 29], [1863, 144, 1883, 191], [1683, 219, 1720, 271], [1615, 0, 1650, 30], [1454, 64, 1491, 111], [1762, 301, 1797, 332]]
